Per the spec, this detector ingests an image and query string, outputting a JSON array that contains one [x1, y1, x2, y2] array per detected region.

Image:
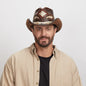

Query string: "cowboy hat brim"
[[26, 18, 62, 32]]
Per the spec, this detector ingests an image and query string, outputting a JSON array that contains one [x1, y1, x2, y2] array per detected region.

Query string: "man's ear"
[[31, 28, 33, 32], [31, 26, 35, 33], [31, 25, 34, 32]]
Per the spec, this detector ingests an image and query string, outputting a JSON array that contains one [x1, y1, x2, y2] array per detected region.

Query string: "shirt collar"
[[30, 43, 57, 59]]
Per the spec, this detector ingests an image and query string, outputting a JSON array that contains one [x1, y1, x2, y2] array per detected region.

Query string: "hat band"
[[33, 21, 53, 25]]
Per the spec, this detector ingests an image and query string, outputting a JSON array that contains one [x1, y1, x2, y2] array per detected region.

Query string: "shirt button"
[[37, 70, 39, 72], [37, 58, 39, 61], [36, 82, 39, 85]]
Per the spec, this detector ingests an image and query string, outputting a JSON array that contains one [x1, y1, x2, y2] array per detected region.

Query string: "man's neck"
[[34, 43, 53, 58]]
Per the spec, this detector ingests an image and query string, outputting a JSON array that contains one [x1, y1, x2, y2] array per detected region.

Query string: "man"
[[0, 7, 82, 86]]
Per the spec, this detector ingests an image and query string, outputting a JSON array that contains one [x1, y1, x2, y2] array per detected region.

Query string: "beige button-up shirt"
[[0, 43, 82, 86]]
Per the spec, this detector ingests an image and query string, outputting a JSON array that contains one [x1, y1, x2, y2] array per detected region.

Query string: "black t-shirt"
[[38, 54, 53, 86]]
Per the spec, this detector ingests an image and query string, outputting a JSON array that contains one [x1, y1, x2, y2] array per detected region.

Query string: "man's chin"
[[39, 45, 48, 47], [39, 43, 50, 47]]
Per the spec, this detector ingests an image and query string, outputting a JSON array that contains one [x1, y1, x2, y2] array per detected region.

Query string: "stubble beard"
[[34, 35, 54, 47]]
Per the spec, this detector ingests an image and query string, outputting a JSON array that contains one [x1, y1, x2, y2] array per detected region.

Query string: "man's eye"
[[47, 28, 51, 30], [37, 27, 41, 31]]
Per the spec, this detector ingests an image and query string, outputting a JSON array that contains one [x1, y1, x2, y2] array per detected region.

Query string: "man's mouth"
[[40, 38, 47, 41]]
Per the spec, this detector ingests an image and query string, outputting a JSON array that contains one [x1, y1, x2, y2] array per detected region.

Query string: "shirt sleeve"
[[0, 56, 15, 86], [72, 60, 82, 86]]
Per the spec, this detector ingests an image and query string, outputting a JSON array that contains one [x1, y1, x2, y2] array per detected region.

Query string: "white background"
[[0, 0, 86, 86]]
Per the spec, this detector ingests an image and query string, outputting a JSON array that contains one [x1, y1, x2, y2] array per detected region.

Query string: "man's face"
[[32, 25, 57, 47]]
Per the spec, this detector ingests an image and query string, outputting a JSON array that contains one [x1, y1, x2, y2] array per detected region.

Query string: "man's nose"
[[41, 29, 46, 36]]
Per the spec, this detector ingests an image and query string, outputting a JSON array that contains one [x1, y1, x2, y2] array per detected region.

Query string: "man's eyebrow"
[[35, 26, 42, 28]]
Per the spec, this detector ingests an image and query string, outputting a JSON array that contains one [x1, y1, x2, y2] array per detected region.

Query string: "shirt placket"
[[33, 49, 40, 86]]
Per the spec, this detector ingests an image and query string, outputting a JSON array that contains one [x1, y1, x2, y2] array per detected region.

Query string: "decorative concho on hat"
[[26, 7, 62, 32]]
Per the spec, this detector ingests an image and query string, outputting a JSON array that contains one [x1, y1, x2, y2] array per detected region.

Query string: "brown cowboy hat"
[[26, 7, 62, 32]]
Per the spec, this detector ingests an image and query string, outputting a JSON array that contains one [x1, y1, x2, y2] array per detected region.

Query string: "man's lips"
[[40, 38, 47, 41]]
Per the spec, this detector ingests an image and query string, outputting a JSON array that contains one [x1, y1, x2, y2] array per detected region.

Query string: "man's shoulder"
[[55, 48, 71, 58], [55, 48, 81, 80], [13, 47, 31, 57], [55, 48, 76, 65], [7, 44, 33, 61], [5, 44, 34, 66]]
